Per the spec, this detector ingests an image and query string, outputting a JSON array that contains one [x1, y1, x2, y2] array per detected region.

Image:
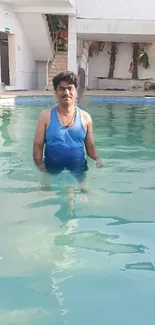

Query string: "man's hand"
[[33, 110, 47, 171], [37, 163, 46, 171], [96, 157, 103, 168], [84, 113, 103, 168]]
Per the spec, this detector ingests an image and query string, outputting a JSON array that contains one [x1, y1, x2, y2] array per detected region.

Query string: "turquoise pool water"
[[0, 101, 155, 324]]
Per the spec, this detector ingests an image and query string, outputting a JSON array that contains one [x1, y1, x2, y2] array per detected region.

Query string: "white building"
[[0, 0, 155, 91]]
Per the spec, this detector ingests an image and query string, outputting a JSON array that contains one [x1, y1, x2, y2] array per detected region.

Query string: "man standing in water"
[[33, 71, 103, 184]]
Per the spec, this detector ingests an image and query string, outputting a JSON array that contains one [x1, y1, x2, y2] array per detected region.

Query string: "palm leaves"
[[89, 41, 105, 57], [132, 43, 150, 79], [88, 41, 151, 80], [138, 44, 150, 69]]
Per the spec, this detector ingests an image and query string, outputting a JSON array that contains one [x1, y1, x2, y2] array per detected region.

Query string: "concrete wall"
[[36, 61, 46, 90], [0, 9, 37, 90], [76, 0, 155, 41], [18, 13, 52, 61], [68, 16, 77, 72], [88, 43, 155, 89], [77, 0, 155, 20]]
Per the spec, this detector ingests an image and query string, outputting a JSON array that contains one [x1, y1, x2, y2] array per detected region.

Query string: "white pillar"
[[68, 16, 77, 73]]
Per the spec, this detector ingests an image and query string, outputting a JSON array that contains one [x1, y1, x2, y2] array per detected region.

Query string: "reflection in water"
[[105, 216, 155, 226], [0, 109, 14, 146], [126, 106, 149, 146], [125, 262, 155, 272], [24, 190, 155, 227], [152, 110, 155, 136], [55, 231, 146, 255], [0, 186, 41, 194], [25, 186, 87, 213], [126, 107, 138, 145], [107, 104, 117, 138]]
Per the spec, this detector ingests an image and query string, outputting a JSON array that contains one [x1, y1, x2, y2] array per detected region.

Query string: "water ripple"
[[55, 231, 147, 255]]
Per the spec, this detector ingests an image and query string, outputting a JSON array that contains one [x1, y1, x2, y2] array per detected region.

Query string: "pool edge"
[[1, 90, 155, 106]]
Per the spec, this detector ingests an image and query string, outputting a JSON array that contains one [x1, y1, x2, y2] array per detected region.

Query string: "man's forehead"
[[58, 81, 74, 88]]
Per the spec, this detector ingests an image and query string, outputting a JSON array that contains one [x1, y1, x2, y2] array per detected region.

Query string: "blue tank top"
[[44, 106, 86, 170]]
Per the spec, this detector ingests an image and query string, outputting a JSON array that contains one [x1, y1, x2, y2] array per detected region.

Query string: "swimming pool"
[[0, 100, 155, 324]]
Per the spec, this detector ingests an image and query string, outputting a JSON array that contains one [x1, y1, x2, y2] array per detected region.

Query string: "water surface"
[[0, 102, 155, 325]]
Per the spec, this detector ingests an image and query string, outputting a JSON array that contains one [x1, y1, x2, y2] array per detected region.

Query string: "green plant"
[[138, 50, 150, 69], [131, 43, 151, 79]]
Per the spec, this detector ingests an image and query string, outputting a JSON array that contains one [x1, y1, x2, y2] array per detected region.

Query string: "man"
[[33, 71, 103, 184]]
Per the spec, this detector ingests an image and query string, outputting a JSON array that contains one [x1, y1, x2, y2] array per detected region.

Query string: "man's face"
[[55, 81, 77, 106]]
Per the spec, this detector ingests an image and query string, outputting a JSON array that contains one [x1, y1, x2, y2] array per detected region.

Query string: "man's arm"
[[85, 115, 103, 168], [33, 111, 46, 170]]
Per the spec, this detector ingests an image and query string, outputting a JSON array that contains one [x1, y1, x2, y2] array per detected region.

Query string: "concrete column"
[[68, 16, 77, 73]]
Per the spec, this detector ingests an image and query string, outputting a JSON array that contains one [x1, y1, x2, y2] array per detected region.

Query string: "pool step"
[[47, 52, 68, 90]]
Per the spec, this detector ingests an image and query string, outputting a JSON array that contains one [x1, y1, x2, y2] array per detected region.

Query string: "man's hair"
[[52, 71, 78, 91]]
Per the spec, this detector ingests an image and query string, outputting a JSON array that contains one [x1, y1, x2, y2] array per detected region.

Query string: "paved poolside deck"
[[0, 89, 155, 98]]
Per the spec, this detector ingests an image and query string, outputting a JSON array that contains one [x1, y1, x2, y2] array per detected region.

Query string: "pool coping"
[[1, 90, 155, 106], [1, 89, 155, 98]]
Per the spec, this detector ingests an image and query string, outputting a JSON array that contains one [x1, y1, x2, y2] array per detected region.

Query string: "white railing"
[[45, 34, 58, 89]]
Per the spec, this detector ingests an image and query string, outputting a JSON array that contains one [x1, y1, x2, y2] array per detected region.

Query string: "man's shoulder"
[[39, 107, 53, 118], [79, 108, 92, 121], [38, 108, 52, 125]]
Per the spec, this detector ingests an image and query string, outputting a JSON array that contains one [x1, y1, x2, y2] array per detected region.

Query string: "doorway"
[[0, 32, 10, 85]]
